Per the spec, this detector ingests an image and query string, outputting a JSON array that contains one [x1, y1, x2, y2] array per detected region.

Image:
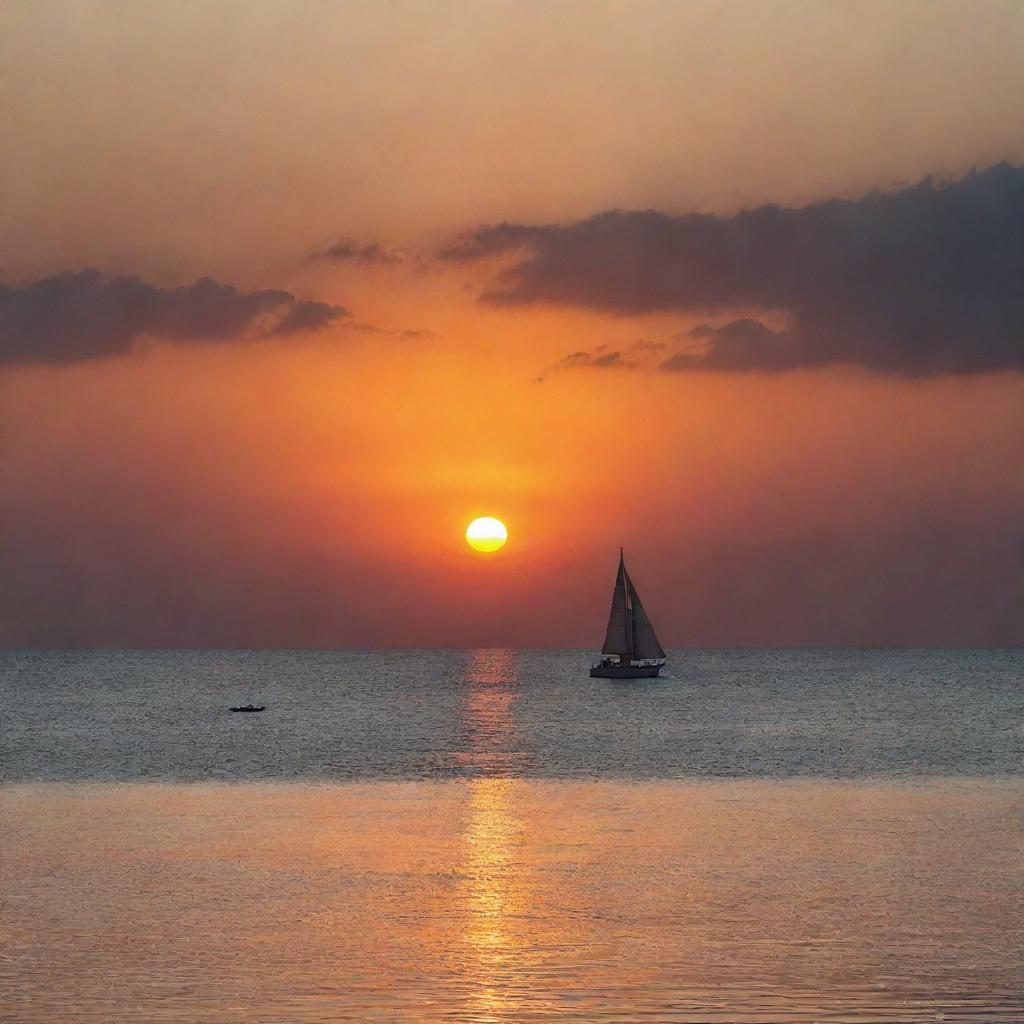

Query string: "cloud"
[[557, 348, 624, 370], [663, 318, 799, 372], [339, 320, 438, 340], [628, 338, 667, 361], [540, 338, 664, 380], [310, 239, 405, 265], [534, 347, 620, 382], [442, 223, 540, 262], [447, 164, 1024, 375], [266, 299, 347, 336], [341, 320, 390, 336], [0, 269, 348, 365]]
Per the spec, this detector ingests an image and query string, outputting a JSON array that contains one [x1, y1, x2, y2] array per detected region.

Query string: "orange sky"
[[2, 1, 1023, 646]]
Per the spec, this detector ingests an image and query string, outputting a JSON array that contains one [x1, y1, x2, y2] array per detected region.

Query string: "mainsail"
[[601, 552, 630, 656], [600, 550, 666, 663]]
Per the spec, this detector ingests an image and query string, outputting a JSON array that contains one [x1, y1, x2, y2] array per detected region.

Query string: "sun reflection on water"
[[462, 776, 527, 1020], [446, 649, 528, 777], [454, 651, 541, 1020]]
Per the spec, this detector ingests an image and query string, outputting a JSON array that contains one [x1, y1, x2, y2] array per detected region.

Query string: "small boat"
[[229, 704, 265, 713], [591, 548, 667, 678]]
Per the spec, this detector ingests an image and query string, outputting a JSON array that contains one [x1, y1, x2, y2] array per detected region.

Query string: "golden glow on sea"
[[6, 776, 1021, 1021], [466, 517, 508, 553]]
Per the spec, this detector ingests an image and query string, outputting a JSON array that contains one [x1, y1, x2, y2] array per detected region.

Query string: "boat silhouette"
[[591, 549, 666, 679]]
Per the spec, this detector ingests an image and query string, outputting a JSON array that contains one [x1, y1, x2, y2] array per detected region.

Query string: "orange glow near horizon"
[[4, 331, 1023, 647]]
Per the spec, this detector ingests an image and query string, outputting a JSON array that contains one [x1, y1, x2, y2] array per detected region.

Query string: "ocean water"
[[2, 648, 1023, 1022], [2, 648, 1022, 781]]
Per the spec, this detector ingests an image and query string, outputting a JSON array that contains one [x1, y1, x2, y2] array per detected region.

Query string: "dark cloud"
[[266, 299, 347, 336], [448, 164, 1024, 375], [0, 269, 348, 365], [663, 318, 798, 372], [310, 239, 405, 265]]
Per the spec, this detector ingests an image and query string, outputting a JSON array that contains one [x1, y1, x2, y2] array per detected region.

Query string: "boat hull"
[[590, 663, 662, 679]]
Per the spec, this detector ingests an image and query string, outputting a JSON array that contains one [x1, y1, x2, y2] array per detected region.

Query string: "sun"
[[466, 516, 508, 553]]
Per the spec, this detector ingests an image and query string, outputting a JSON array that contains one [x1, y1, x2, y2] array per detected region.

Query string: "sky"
[[2, 0, 1023, 647]]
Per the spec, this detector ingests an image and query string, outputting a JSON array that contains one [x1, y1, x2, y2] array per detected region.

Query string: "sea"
[[2, 648, 1022, 1022]]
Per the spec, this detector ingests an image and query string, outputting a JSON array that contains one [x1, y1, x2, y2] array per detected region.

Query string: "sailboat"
[[590, 549, 667, 678]]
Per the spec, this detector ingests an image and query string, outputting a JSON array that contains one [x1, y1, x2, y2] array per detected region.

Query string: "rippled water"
[[2, 648, 1022, 780], [4, 780, 1023, 1022], [2, 649, 1023, 1021]]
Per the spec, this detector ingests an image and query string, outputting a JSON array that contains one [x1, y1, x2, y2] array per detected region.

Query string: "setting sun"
[[466, 517, 508, 553]]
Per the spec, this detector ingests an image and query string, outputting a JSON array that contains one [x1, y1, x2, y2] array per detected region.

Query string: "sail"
[[625, 571, 666, 660], [600, 553, 630, 657]]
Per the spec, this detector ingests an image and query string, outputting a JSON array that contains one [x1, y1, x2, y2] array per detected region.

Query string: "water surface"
[[2, 649, 1022, 1021], [2, 648, 1021, 780], [3, 779, 1023, 1022]]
